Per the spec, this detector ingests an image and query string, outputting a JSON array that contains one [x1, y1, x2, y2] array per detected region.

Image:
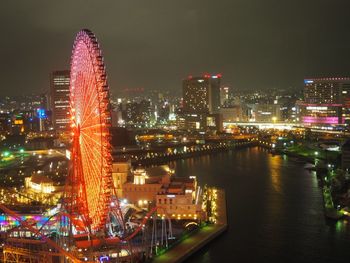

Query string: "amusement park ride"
[[0, 29, 173, 262]]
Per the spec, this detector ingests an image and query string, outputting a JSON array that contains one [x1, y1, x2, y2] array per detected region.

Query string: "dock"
[[152, 189, 228, 263]]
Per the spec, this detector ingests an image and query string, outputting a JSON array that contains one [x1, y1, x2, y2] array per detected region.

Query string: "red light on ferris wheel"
[[68, 29, 113, 233]]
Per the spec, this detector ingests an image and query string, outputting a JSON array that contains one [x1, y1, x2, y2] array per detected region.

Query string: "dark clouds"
[[1, 0, 350, 96]]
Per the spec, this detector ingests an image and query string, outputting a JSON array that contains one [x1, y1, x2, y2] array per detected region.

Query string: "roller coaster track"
[[0, 203, 84, 263], [0, 203, 167, 262], [123, 206, 158, 241]]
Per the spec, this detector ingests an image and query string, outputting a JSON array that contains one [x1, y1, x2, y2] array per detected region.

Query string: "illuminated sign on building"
[[36, 108, 47, 119], [306, 106, 328, 110], [14, 119, 23, 125], [302, 116, 342, 124]]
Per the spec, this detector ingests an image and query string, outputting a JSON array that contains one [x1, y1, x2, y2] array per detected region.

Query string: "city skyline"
[[1, 15, 350, 261], [1, 0, 350, 96]]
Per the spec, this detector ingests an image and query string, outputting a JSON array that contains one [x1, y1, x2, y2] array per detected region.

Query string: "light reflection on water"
[[169, 147, 350, 263], [267, 154, 283, 194]]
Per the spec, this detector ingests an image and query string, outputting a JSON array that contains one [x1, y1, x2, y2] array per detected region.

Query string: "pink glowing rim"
[[302, 116, 344, 124]]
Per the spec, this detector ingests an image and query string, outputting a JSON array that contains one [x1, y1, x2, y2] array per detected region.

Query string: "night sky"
[[1, 0, 350, 96]]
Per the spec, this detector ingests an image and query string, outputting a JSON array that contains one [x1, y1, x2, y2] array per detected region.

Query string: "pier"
[[152, 189, 228, 263]]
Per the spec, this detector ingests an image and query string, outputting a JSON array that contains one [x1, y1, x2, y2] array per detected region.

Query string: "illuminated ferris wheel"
[[68, 29, 113, 233]]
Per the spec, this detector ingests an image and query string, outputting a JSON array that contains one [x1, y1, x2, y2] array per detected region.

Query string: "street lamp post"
[[314, 151, 319, 166]]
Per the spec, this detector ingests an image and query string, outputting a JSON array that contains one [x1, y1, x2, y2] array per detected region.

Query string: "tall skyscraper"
[[182, 74, 221, 114], [181, 74, 223, 132], [300, 78, 350, 125], [50, 70, 70, 130], [304, 78, 350, 104]]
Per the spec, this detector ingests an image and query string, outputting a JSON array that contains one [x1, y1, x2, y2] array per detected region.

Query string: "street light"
[[314, 151, 319, 156], [2, 151, 10, 157]]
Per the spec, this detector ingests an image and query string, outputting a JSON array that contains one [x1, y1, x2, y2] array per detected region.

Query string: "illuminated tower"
[[50, 70, 70, 130], [183, 74, 221, 114]]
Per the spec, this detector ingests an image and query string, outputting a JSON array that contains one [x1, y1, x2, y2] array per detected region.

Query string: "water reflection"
[[170, 147, 350, 263], [267, 155, 283, 194], [336, 220, 346, 233]]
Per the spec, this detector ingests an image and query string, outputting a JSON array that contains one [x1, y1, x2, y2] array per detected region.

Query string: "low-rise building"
[[156, 177, 202, 220], [251, 103, 281, 122], [122, 166, 172, 206], [25, 174, 55, 194], [23, 174, 62, 205], [112, 157, 131, 198], [120, 164, 203, 219], [220, 106, 248, 122]]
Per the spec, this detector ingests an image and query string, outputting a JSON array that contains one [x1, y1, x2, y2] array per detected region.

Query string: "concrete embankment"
[[152, 189, 228, 263], [132, 142, 256, 167]]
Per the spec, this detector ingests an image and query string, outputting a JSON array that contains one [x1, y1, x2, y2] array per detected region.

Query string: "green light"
[[2, 151, 10, 157], [19, 148, 24, 153]]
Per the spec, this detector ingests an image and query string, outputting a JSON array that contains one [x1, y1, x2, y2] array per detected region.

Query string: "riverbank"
[[259, 143, 348, 220], [169, 146, 350, 263], [119, 141, 257, 167], [151, 189, 227, 263]]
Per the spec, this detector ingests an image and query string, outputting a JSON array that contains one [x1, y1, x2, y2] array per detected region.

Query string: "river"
[[169, 146, 350, 263]]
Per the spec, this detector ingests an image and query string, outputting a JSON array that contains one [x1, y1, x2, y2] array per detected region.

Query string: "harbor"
[[152, 189, 227, 263]]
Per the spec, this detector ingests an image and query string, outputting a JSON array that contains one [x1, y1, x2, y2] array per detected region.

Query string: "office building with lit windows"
[[50, 70, 70, 130], [183, 74, 221, 114], [299, 78, 350, 125], [182, 74, 222, 131]]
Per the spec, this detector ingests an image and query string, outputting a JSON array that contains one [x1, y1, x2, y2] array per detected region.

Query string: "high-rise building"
[[220, 86, 231, 107], [182, 74, 221, 114], [299, 78, 350, 125], [304, 78, 350, 104], [50, 70, 70, 130], [120, 99, 153, 127]]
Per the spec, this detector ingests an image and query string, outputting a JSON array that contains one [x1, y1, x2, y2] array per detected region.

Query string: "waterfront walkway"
[[152, 189, 227, 263]]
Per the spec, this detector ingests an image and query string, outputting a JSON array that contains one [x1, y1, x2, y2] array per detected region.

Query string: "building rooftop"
[[113, 156, 131, 162], [172, 177, 195, 183], [304, 78, 350, 84], [30, 174, 53, 185]]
